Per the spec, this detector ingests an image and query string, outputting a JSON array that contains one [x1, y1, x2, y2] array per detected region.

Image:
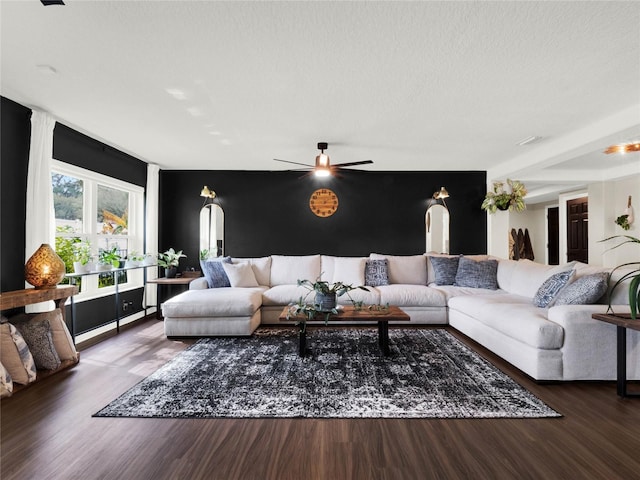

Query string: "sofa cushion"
[[162, 288, 264, 317], [270, 255, 321, 286], [200, 257, 232, 288], [553, 272, 609, 305], [455, 257, 498, 290], [262, 284, 316, 306], [0, 323, 37, 385], [231, 256, 272, 286], [430, 284, 504, 301], [223, 262, 259, 288], [533, 270, 575, 308], [365, 259, 389, 287], [369, 254, 427, 285], [14, 319, 61, 371], [332, 257, 366, 286], [428, 255, 459, 285], [498, 260, 576, 298], [376, 284, 447, 307], [448, 294, 564, 349]]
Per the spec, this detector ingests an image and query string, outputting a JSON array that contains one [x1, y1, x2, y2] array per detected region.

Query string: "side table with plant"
[[602, 235, 640, 319], [157, 248, 187, 278]]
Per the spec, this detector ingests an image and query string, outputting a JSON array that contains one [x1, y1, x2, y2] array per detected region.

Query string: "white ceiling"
[[1, 1, 639, 203]]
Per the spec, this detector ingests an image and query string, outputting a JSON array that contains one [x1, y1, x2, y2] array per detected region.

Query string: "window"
[[52, 161, 144, 300]]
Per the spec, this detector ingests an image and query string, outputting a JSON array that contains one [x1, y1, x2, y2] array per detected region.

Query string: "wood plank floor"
[[2, 317, 639, 480]]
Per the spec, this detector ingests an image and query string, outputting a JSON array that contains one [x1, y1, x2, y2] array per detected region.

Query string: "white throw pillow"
[[370, 254, 427, 285], [332, 257, 366, 286], [223, 262, 259, 288], [231, 256, 272, 286]]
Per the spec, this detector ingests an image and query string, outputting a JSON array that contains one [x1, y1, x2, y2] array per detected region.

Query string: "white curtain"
[[144, 163, 160, 309], [25, 110, 56, 311]]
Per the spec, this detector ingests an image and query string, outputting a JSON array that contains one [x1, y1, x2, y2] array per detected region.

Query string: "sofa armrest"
[[189, 277, 209, 290], [547, 304, 630, 379]]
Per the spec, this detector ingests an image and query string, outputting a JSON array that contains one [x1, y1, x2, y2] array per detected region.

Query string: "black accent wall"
[[159, 170, 487, 268]]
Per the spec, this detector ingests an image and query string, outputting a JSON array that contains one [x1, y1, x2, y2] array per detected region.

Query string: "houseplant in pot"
[[97, 246, 121, 271], [601, 235, 640, 319], [72, 240, 94, 273], [296, 277, 369, 312], [481, 179, 527, 214], [157, 248, 186, 278]]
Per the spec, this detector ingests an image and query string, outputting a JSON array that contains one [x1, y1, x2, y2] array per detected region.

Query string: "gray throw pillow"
[[533, 270, 575, 308], [200, 257, 232, 288], [365, 259, 389, 286], [14, 320, 61, 371], [553, 272, 609, 305], [454, 257, 499, 290], [428, 256, 459, 285]]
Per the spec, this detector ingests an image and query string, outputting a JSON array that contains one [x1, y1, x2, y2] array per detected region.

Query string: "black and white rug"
[[94, 328, 560, 419]]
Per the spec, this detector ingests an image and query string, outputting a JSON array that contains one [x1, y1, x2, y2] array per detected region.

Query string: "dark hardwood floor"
[[2, 317, 639, 480]]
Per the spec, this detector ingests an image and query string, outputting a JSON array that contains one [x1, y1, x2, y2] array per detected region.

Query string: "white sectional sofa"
[[161, 253, 640, 381]]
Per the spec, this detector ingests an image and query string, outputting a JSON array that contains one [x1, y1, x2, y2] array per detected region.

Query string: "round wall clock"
[[309, 188, 339, 217]]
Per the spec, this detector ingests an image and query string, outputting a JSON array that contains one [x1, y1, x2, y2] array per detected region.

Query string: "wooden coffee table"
[[279, 305, 410, 356]]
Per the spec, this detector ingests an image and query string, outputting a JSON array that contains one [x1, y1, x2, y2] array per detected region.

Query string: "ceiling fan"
[[274, 142, 373, 177]]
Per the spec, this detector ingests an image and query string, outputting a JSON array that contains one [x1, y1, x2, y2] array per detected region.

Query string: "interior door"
[[566, 197, 588, 263], [547, 206, 559, 265]]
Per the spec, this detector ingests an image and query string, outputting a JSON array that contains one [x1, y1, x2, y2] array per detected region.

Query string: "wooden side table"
[[592, 313, 640, 398], [147, 276, 198, 319]]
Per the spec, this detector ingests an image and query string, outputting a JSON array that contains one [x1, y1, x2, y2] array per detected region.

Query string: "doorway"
[[547, 206, 559, 265], [566, 197, 588, 263]]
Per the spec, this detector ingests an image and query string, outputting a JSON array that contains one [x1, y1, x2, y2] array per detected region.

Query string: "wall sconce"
[[200, 185, 216, 206], [428, 187, 450, 209]]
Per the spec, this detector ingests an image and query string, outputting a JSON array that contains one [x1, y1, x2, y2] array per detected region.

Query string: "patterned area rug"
[[94, 328, 560, 419]]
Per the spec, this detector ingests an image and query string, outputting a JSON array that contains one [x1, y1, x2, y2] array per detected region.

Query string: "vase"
[[497, 203, 510, 211], [315, 293, 337, 312], [25, 243, 66, 289], [165, 266, 178, 278]]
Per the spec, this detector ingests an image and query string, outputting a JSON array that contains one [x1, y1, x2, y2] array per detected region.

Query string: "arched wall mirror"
[[200, 204, 224, 257], [426, 204, 450, 254]]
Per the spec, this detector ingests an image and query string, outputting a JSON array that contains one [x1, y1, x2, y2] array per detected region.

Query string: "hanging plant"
[[481, 179, 527, 214]]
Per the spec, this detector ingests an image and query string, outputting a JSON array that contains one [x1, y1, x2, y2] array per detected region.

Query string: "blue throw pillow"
[[533, 270, 575, 308], [200, 257, 232, 288], [454, 257, 499, 290], [553, 272, 609, 305], [365, 259, 389, 286], [428, 256, 460, 285]]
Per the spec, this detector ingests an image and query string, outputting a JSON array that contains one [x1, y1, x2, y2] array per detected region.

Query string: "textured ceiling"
[[1, 1, 638, 203]]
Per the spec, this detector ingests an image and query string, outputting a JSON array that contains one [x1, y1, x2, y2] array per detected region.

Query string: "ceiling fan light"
[[315, 153, 330, 168], [314, 168, 331, 177]]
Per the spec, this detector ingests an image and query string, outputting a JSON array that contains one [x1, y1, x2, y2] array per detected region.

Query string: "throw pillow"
[[0, 362, 13, 398], [553, 272, 609, 305], [533, 270, 575, 308], [369, 254, 427, 285], [428, 255, 460, 285], [200, 257, 232, 288], [15, 320, 61, 371], [454, 257, 499, 290], [222, 262, 259, 288], [332, 257, 366, 286], [0, 323, 37, 385], [12, 311, 77, 362], [365, 259, 389, 287]]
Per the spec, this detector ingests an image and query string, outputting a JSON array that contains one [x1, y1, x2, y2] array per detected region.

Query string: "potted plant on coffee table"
[[296, 277, 369, 313], [157, 248, 186, 278]]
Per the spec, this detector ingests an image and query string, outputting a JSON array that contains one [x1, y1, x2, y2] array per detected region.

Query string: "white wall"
[[486, 174, 639, 266]]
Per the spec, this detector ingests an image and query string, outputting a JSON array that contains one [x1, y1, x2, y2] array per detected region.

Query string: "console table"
[[0, 285, 80, 390], [591, 313, 640, 398]]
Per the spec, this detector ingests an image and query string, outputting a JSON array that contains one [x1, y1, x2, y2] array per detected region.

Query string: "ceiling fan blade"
[[273, 158, 314, 168], [332, 160, 374, 168]]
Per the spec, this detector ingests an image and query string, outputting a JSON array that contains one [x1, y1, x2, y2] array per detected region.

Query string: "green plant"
[[55, 226, 81, 274], [615, 214, 631, 231], [481, 179, 527, 214], [157, 248, 186, 268], [601, 235, 640, 320], [286, 297, 337, 331], [297, 277, 369, 297], [127, 251, 144, 262], [73, 240, 93, 265], [98, 246, 121, 267], [200, 249, 214, 260]]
